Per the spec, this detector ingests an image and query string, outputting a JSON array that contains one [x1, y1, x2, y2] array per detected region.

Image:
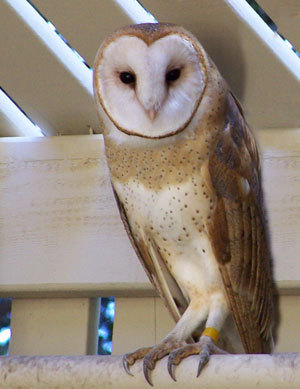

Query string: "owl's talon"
[[122, 354, 134, 376], [196, 344, 210, 377], [167, 343, 203, 381], [167, 359, 177, 382], [122, 347, 152, 377], [141, 340, 183, 385], [143, 360, 154, 386], [195, 335, 228, 377]]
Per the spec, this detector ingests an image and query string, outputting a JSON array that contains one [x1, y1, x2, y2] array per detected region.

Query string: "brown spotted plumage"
[[93, 23, 274, 385], [208, 92, 273, 353]]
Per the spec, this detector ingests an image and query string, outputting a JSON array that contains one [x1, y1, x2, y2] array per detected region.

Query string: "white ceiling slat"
[[0, 1, 95, 136], [141, 0, 300, 129], [0, 0, 147, 136], [258, 0, 300, 52], [1, 0, 299, 136], [31, 0, 154, 68], [0, 89, 43, 137], [225, 0, 300, 81]]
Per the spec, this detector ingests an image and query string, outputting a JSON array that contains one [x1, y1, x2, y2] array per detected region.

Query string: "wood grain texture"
[[0, 135, 147, 296], [10, 298, 99, 355], [0, 132, 299, 296], [257, 129, 300, 285], [112, 297, 156, 355]]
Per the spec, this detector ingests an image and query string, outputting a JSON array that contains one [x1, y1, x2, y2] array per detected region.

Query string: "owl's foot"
[[167, 335, 228, 382], [123, 338, 184, 386]]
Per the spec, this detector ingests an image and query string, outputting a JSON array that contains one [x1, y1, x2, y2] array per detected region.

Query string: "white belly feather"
[[114, 178, 224, 303]]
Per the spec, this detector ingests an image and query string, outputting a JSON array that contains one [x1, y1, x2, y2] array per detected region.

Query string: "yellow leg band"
[[202, 327, 220, 343]]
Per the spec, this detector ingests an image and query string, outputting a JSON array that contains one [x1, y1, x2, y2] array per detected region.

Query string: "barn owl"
[[93, 23, 274, 385]]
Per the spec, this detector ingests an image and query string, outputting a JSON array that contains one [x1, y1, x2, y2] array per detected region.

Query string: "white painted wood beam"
[[0, 132, 299, 296], [0, 354, 299, 388], [9, 298, 100, 356], [0, 89, 43, 137]]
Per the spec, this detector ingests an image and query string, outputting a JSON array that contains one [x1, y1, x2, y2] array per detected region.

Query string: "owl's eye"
[[120, 71, 136, 85], [166, 68, 181, 82]]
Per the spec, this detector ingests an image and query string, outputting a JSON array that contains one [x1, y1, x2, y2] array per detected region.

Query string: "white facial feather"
[[95, 34, 205, 138]]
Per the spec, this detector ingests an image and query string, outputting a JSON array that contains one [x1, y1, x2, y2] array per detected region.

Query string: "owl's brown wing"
[[207, 92, 273, 353], [113, 189, 188, 324]]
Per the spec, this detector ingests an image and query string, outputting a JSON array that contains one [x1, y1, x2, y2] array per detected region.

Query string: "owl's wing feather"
[[207, 92, 273, 353], [113, 189, 188, 323]]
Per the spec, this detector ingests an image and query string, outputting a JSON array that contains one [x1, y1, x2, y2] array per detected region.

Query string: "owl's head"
[[94, 23, 212, 139]]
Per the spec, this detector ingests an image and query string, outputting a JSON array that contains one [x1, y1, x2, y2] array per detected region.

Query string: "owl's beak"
[[147, 108, 157, 121]]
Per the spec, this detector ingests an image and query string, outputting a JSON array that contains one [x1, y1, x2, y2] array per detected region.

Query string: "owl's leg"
[[167, 294, 229, 381]]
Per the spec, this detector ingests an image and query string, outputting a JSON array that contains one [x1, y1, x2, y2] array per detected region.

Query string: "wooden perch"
[[0, 353, 299, 388]]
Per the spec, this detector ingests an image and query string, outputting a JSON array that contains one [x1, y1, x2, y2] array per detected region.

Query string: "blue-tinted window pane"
[[98, 297, 115, 355]]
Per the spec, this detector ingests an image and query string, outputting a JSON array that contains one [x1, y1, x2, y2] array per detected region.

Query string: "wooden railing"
[[0, 354, 300, 388], [0, 133, 299, 360]]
